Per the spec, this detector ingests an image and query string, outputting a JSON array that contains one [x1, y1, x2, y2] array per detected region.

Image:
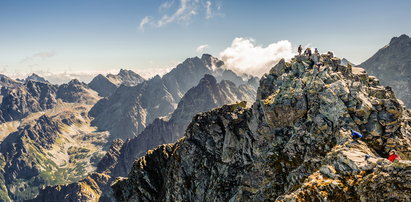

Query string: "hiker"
[[298, 45, 302, 55], [314, 48, 319, 55], [351, 130, 362, 141], [305, 48, 312, 57], [388, 150, 401, 162]]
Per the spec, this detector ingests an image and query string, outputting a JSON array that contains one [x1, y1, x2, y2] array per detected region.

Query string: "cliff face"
[[361, 34, 411, 108], [108, 74, 256, 178], [113, 53, 411, 201]]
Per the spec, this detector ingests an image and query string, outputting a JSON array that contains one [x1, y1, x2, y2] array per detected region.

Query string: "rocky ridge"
[[113, 53, 411, 201], [361, 34, 411, 108], [89, 54, 257, 140], [0, 79, 100, 123], [24, 73, 49, 83], [88, 69, 145, 97]]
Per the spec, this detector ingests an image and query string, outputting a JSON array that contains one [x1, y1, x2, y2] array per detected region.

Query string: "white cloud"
[[159, 0, 174, 12], [21, 51, 56, 63], [205, 1, 212, 19], [140, 0, 221, 29], [139, 16, 152, 30], [196, 44, 209, 53], [219, 37, 294, 77]]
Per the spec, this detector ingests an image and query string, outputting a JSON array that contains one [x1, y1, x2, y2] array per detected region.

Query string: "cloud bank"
[[219, 38, 294, 77]]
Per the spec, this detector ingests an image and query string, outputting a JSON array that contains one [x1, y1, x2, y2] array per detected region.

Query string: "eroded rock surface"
[[113, 53, 411, 201]]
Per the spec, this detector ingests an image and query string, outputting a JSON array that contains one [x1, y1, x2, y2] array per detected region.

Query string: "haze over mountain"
[[0, 53, 258, 201], [361, 34, 411, 108], [89, 54, 258, 140]]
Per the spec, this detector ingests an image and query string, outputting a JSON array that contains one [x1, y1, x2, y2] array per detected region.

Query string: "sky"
[[0, 0, 410, 83]]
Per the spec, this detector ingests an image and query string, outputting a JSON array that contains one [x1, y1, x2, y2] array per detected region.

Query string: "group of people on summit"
[[297, 45, 319, 57]]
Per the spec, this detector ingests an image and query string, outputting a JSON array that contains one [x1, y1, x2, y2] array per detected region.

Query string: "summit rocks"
[[113, 53, 411, 201]]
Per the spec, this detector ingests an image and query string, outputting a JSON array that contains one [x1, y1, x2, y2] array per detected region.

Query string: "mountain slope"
[[0, 81, 59, 123], [113, 53, 411, 201], [0, 74, 21, 89], [108, 74, 256, 178], [0, 79, 100, 124], [57, 79, 100, 105], [25, 73, 49, 83], [88, 69, 145, 97], [0, 103, 109, 201], [360, 34, 411, 108], [89, 55, 228, 140]]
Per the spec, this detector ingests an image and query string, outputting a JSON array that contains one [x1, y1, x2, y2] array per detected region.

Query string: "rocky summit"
[[113, 53, 411, 201]]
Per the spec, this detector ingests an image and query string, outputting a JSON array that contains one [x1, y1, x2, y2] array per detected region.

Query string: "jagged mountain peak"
[[113, 52, 411, 201], [389, 34, 411, 45], [25, 73, 49, 83], [88, 69, 145, 97]]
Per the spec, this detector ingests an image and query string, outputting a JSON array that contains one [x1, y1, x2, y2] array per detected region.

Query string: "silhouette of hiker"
[[298, 45, 302, 55]]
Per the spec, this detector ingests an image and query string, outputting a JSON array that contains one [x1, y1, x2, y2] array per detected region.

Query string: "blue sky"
[[0, 0, 410, 81]]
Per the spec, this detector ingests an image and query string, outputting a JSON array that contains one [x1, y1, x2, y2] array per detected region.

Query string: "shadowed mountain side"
[[361, 34, 411, 108]]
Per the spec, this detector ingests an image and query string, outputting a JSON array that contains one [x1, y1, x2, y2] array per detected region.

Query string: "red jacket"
[[388, 154, 401, 162]]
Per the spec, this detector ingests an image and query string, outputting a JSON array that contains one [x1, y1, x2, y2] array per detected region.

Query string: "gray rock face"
[[0, 79, 100, 123], [88, 69, 145, 97], [0, 81, 58, 123], [108, 74, 257, 178], [0, 74, 21, 89], [113, 53, 411, 201], [57, 79, 100, 105], [89, 75, 175, 140], [25, 73, 49, 83], [88, 74, 119, 97], [361, 34, 411, 108], [89, 55, 249, 140]]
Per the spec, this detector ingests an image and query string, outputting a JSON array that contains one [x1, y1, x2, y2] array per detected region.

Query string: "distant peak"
[[68, 79, 81, 85], [199, 74, 217, 85], [389, 34, 410, 45], [26, 73, 48, 83], [201, 54, 212, 61]]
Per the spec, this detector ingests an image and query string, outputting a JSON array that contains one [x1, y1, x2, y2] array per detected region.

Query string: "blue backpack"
[[351, 130, 363, 139]]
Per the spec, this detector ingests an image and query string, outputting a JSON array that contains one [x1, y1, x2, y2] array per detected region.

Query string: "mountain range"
[[0, 35, 410, 201]]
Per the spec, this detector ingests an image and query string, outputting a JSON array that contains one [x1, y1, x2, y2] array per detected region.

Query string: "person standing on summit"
[[298, 45, 302, 55]]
